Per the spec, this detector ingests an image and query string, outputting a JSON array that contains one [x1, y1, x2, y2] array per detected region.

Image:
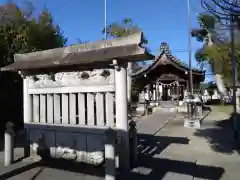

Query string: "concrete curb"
[[0, 158, 41, 179], [152, 115, 177, 136], [200, 110, 212, 122]]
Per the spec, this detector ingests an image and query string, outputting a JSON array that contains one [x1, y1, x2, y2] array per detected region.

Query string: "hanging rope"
[[158, 81, 179, 87]]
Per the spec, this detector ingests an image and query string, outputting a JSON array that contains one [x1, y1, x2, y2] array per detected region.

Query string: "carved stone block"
[[28, 129, 106, 165], [53, 132, 105, 165], [27, 69, 114, 88], [54, 132, 86, 161], [86, 134, 105, 165]]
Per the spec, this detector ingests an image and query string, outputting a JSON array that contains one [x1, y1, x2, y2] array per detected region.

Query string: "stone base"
[[184, 119, 201, 129], [150, 102, 158, 107], [177, 106, 188, 113], [178, 101, 184, 106], [136, 105, 145, 115]]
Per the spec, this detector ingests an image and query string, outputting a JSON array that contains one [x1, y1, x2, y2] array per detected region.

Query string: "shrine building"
[[132, 42, 205, 107]]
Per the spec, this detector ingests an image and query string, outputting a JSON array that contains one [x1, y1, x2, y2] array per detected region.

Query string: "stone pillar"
[[129, 121, 138, 166], [105, 128, 116, 180], [236, 90, 240, 140], [114, 61, 129, 170], [152, 84, 156, 106], [147, 84, 151, 100], [184, 89, 188, 98], [5, 122, 15, 166], [236, 89, 240, 113], [23, 77, 32, 123], [177, 83, 180, 102], [127, 62, 132, 104], [146, 84, 151, 115], [159, 84, 162, 101], [23, 77, 31, 157]]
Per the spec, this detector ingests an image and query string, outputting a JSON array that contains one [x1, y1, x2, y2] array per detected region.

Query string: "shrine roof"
[[1, 32, 154, 72], [131, 42, 205, 78]]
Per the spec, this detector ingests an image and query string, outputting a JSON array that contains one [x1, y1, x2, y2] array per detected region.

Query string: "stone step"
[[159, 101, 178, 109], [177, 106, 188, 113], [152, 106, 177, 113]]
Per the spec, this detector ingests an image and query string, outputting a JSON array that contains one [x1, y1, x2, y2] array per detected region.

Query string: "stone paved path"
[[0, 111, 176, 180], [126, 108, 240, 180], [136, 112, 177, 135], [1, 108, 240, 180]]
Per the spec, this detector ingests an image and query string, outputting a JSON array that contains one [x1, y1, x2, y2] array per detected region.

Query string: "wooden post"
[[159, 84, 162, 102], [127, 62, 132, 104], [23, 77, 32, 123], [127, 62, 133, 121], [177, 81, 179, 103], [153, 84, 156, 105], [146, 84, 151, 114], [156, 82, 159, 106], [147, 84, 151, 101], [5, 122, 14, 166], [236, 89, 240, 113], [105, 128, 116, 180], [114, 61, 129, 170]]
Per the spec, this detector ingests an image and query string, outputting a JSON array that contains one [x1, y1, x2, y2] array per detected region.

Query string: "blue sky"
[[1, 0, 210, 81]]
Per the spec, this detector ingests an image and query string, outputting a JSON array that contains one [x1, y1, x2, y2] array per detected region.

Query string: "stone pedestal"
[[136, 91, 146, 115], [183, 98, 202, 129], [136, 104, 145, 115], [184, 118, 201, 129]]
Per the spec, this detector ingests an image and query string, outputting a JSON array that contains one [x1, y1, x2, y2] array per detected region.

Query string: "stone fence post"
[[129, 120, 138, 166], [105, 128, 116, 180], [4, 122, 15, 166]]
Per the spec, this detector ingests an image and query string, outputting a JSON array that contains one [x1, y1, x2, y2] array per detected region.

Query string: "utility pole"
[[187, 0, 193, 94], [104, 0, 107, 40], [230, 13, 238, 139]]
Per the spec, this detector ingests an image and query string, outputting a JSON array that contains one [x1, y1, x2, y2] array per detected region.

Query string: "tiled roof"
[[160, 42, 203, 73], [131, 42, 205, 77]]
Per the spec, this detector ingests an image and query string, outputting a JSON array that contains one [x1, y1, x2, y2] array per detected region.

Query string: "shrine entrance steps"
[[159, 101, 178, 108]]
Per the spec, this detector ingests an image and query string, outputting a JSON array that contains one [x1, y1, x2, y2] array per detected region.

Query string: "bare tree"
[[200, 0, 240, 97], [201, 0, 240, 23]]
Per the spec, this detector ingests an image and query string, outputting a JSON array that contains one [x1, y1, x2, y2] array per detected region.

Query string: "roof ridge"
[[159, 42, 204, 72]]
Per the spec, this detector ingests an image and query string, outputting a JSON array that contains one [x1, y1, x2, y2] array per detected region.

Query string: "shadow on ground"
[[121, 134, 225, 179], [194, 114, 240, 155], [0, 133, 225, 180], [0, 159, 105, 180]]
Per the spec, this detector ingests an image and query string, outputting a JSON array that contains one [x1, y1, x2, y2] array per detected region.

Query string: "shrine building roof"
[[131, 42, 205, 78]]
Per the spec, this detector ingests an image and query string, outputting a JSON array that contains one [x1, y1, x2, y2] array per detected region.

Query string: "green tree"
[[102, 18, 148, 70], [102, 18, 148, 102], [191, 14, 220, 69], [191, 13, 232, 96], [0, 2, 66, 66], [0, 2, 67, 131], [102, 17, 148, 44]]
